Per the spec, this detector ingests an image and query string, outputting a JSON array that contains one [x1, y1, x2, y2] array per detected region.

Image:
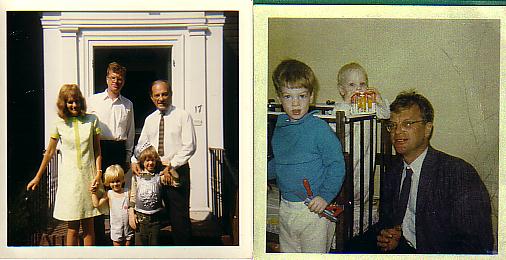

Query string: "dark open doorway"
[[93, 46, 171, 133]]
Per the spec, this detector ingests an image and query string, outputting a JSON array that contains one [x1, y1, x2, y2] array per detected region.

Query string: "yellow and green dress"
[[50, 114, 107, 221]]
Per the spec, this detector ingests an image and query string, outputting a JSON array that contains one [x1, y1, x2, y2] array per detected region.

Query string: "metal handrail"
[[209, 147, 239, 244], [25, 149, 60, 245]]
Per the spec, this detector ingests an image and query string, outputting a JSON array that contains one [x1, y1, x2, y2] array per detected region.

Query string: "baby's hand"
[[342, 91, 356, 104], [89, 183, 98, 193], [91, 176, 101, 188], [367, 87, 384, 103], [307, 196, 328, 214]]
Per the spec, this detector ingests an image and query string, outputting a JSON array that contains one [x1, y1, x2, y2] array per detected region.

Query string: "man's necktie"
[[158, 113, 164, 157], [396, 167, 413, 225]]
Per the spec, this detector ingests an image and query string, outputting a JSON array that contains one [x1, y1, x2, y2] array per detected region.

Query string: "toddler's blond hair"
[[103, 164, 125, 186]]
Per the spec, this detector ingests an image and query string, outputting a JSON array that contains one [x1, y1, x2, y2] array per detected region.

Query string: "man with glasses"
[[88, 62, 135, 245], [375, 90, 493, 253]]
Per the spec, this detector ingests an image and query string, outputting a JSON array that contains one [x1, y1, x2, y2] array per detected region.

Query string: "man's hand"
[[377, 225, 402, 252], [307, 196, 328, 214], [168, 168, 180, 187], [131, 162, 141, 175], [161, 165, 171, 185]]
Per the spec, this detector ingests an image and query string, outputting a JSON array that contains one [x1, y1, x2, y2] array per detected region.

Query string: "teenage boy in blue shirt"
[[268, 59, 345, 253]]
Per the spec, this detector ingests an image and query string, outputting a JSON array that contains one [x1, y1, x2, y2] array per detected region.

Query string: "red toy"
[[303, 179, 344, 222]]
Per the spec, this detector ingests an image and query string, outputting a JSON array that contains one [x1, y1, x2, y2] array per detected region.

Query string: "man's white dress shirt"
[[401, 147, 428, 249], [132, 105, 196, 169], [88, 90, 135, 162]]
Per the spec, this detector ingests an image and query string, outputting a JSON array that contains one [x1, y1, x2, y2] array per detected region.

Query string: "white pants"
[[279, 199, 335, 253]]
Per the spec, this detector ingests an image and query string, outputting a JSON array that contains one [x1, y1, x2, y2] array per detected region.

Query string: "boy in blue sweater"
[[268, 59, 346, 253]]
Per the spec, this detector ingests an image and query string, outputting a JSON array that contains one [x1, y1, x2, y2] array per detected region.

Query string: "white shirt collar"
[[403, 147, 428, 175], [159, 105, 175, 116], [101, 89, 122, 101]]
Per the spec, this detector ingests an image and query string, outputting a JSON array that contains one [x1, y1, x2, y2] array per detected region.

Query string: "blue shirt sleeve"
[[267, 158, 276, 180], [315, 122, 346, 203]]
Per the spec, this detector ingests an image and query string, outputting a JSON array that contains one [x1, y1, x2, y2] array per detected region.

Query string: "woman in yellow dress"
[[27, 84, 105, 246]]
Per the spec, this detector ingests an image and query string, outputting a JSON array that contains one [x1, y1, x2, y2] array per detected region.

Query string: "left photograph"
[[7, 11, 239, 247]]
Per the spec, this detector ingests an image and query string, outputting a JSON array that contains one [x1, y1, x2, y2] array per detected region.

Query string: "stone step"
[[34, 217, 230, 246]]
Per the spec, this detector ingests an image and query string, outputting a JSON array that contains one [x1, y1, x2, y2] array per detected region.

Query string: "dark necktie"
[[396, 167, 413, 225], [158, 113, 164, 157]]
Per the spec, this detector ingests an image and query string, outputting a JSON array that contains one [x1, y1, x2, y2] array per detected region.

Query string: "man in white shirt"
[[132, 80, 196, 245], [88, 62, 135, 246]]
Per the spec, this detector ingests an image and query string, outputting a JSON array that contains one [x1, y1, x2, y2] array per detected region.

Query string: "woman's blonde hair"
[[103, 164, 125, 186], [138, 146, 161, 171], [56, 84, 87, 120]]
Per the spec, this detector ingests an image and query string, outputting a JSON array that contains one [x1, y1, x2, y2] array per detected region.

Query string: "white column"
[[42, 14, 80, 145], [41, 14, 63, 145], [59, 26, 79, 85], [206, 13, 225, 149], [186, 26, 211, 220]]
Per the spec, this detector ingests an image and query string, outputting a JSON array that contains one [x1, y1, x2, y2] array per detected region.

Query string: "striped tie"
[[158, 113, 164, 156]]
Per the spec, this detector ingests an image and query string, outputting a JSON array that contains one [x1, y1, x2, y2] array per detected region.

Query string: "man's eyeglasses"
[[386, 120, 425, 132]]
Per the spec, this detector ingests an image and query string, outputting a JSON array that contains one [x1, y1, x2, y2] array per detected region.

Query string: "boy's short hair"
[[272, 59, 317, 95], [56, 84, 87, 120], [138, 146, 161, 170], [103, 164, 125, 186], [337, 62, 369, 86], [390, 90, 434, 123], [106, 62, 126, 77]]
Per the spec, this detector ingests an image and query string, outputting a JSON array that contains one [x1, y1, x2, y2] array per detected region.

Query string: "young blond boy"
[[268, 59, 345, 253], [91, 164, 134, 246], [335, 62, 389, 236]]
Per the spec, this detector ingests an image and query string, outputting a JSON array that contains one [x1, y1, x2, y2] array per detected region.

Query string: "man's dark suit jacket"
[[380, 146, 493, 254]]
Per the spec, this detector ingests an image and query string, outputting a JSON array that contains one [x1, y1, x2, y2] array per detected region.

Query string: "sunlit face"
[[389, 105, 433, 164], [143, 158, 157, 172], [109, 178, 123, 192], [151, 83, 172, 112], [339, 69, 368, 99], [106, 71, 125, 96], [277, 87, 313, 122], [66, 96, 80, 117]]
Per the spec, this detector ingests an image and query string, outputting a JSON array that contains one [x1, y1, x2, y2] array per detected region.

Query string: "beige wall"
[[268, 18, 499, 239]]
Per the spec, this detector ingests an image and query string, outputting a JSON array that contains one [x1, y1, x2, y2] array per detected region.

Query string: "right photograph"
[[257, 6, 501, 256]]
